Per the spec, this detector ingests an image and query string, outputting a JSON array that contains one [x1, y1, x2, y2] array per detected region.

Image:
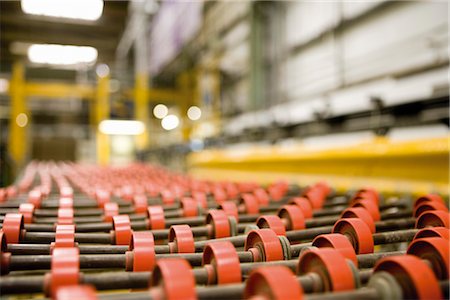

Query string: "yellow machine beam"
[[8, 62, 28, 167], [95, 72, 110, 165], [134, 73, 150, 150], [188, 136, 450, 196], [25, 82, 95, 99]]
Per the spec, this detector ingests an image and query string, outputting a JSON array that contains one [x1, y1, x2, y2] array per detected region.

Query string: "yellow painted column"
[[95, 68, 110, 165], [8, 62, 28, 166], [134, 73, 149, 150], [177, 71, 192, 142]]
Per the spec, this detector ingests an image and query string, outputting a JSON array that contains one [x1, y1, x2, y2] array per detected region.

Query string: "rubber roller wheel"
[[60, 186, 73, 198], [244, 266, 304, 300], [253, 188, 270, 206], [147, 206, 165, 230], [332, 218, 374, 254], [351, 188, 379, 205], [128, 231, 156, 272], [413, 201, 449, 218], [413, 227, 449, 240], [95, 188, 110, 208], [374, 255, 442, 300], [133, 194, 148, 214], [206, 210, 232, 239], [240, 193, 260, 214], [202, 241, 241, 285], [161, 189, 175, 204], [314, 181, 331, 197], [103, 202, 119, 223], [312, 234, 358, 267], [303, 188, 325, 209], [0, 231, 11, 275], [298, 248, 356, 292], [181, 198, 199, 218], [212, 187, 227, 204], [288, 197, 313, 219], [121, 185, 134, 202], [245, 229, 284, 262], [53, 224, 76, 248], [414, 194, 445, 209], [415, 211, 450, 229], [2, 213, 24, 244], [59, 197, 73, 208], [407, 237, 449, 280], [224, 182, 239, 199], [277, 205, 306, 231], [112, 215, 132, 245], [19, 203, 35, 224], [150, 258, 196, 300], [256, 215, 286, 236], [57, 208, 74, 225], [192, 192, 207, 209], [47, 247, 80, 297], [219, 201, 239, 222], [340, 207, 376, 233], [268, 185, 285, 202], [351, 199, 380, 221], [168, 225, 195, 253], [55, 285, 97, 300], [28, 189, 42, 208]]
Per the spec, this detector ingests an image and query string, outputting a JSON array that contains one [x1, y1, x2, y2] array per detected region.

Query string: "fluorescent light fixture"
[[28, 44, 98, 65], [99, 120, 145, 135], [21, 0, 104, 21], [0, 79, 9, 94], [187, 106, 201, 121], [161, 115, 179, 131], [153, 104, 168, 119]]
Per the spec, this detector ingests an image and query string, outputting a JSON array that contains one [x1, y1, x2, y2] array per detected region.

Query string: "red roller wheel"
[[244, 266, 304, 300], [277, 205, 306, 231], [150, 258, 196, 300], [0, 188, 6, 202], [168, 225, 195, 253], [253, 188, 270, 206], [413, 201, 449, 218], [240, 193, 260, 214], [288, 197, 313, 219], [340, 207, 376, 233], [268, 186, 285, 202], [303, 188, 326, 209], [147, 206, 165, 230], [352, 199, 380, 221], [206, 210, 231, 239], [59, 197, 73, 208], [128, 232, 156, 272], [312, 233, 358, 267], [407, 237, 449, 280], [351, 188, 379, 205], [121, 185, 134, 202], [55, 285, 97, 300], [95, 188, 110, 208], [212, 187, 227, 204], [224, 182, 239, 199], [414, 227, 449, 240], [332, 218, 374, 254], [19, 203, 35, 224], [53, 224, 75, 248], [133, 194, 148, 214], [202, 241, 241, 285], [192, 192, 207, 209], [245, 229, 283, 262], [60, 186, 73, 199], [416, 211, 450, 229], [374, 255, 442, 300], [2, 213, 24, 244], [314, 181, 331, 197], [57, 208, 74, 225], [112, 215, 132, 245], [103, 202, 119, 223], [48, 248, 80, 297], [181, 198, 198, 217], [414, 194, 445, 209], [0, 231, 10, 275], [219, 201, 239, 222], [28, 189, 42, 208], [298, 248, 355, 292], [256, 215, 286, 236]]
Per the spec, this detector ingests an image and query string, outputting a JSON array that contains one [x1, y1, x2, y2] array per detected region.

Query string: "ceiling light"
[[16, 113, 28, 128], [99, 120, 145, 135], [28, 44, 98, 65], [0, 79, 9, 94], [153, 104, 168, 119], [161, 115, 179, 131], [187, 106, 201, 121], [96, 64, 110, 78], [21, 0, 104, 21]]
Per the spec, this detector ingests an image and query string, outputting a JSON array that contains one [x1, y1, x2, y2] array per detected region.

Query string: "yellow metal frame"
[[188, 137, 450, 196]]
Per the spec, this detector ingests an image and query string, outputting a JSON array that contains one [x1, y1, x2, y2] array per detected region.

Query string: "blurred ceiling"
[[0, 1, 129, 74]]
